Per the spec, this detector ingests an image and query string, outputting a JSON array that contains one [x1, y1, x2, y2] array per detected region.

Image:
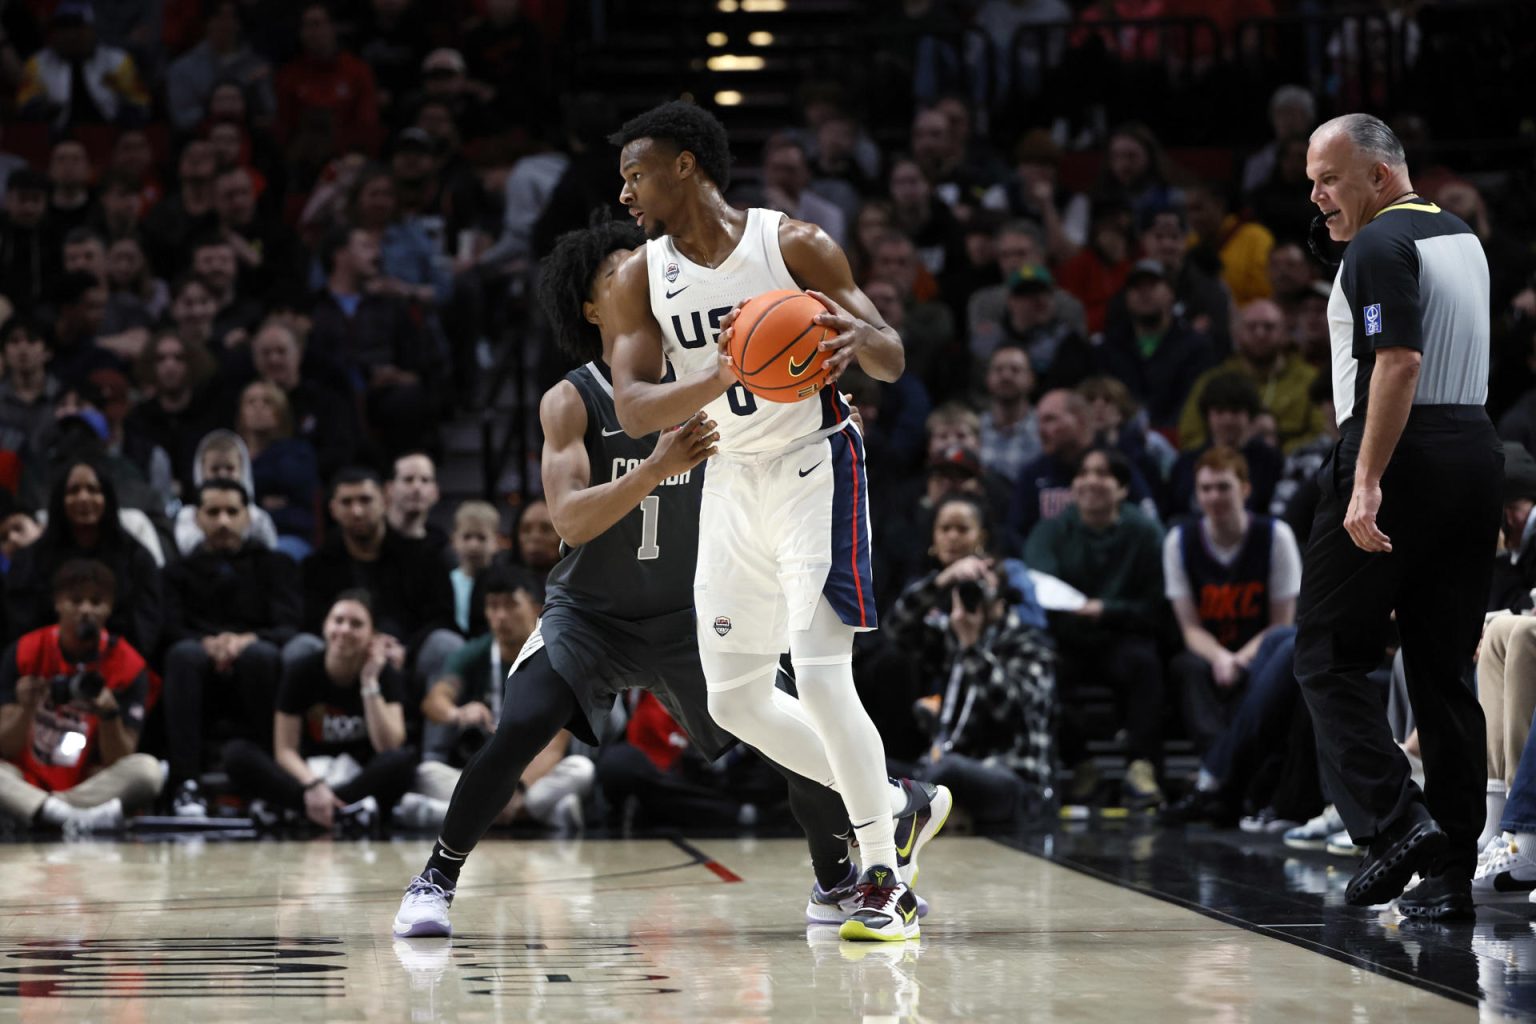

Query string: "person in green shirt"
[[1025, 445, 1168, 809], [1178, 298, 1325, 453]]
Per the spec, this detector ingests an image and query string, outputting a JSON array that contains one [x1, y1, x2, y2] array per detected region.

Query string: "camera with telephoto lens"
[[954, 578, 988, 613], [48, 667, 105, 707]]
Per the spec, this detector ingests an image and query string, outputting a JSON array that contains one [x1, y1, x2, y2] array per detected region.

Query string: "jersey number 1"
[[637, 495, 661, 560]]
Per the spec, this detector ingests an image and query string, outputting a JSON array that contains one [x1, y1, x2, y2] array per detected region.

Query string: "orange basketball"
[[727, 289, 833, 403]]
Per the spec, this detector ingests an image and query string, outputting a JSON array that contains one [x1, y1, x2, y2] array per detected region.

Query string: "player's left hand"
[[1345, 482, 1391, 553], [807, 290, 877, 382]]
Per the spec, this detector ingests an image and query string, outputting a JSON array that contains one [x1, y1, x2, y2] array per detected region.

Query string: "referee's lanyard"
[[489, 645, 504, 721]]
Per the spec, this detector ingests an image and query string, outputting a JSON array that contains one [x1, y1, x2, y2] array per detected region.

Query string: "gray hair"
[[1270, 84, 1315, 120], [1312, 113, 1406, 169]]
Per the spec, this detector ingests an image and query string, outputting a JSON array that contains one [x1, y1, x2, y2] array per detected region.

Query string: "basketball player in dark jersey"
[[394, 220, 947, 938]]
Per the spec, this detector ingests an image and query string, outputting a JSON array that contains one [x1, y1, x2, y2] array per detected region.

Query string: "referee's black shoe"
[[1397, 869, 1475, 921], [1345, 802, 1448, 907]]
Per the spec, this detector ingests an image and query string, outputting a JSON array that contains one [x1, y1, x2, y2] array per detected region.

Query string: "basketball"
[[727, 289, 833, 403]]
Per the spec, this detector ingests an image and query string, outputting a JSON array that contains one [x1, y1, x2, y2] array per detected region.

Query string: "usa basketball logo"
[[1364, 303, 1382, 336], [665, 262, 680, 283], [713, 616, 732, 636]]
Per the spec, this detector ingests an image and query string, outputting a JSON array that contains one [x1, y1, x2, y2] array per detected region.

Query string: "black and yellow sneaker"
[[839, 865, 921, 942], [892, 780, 952, 889]]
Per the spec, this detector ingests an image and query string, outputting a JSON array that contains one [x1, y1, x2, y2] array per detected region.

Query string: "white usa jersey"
[[647, 207, 852, 455]]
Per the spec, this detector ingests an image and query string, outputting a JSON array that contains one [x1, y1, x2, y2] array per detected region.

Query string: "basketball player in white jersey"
[[606, 101, 931, 941]]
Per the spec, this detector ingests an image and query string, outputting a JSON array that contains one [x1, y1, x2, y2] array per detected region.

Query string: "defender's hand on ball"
[[650, 411, 719, 477], [808, 290, 872, 381]]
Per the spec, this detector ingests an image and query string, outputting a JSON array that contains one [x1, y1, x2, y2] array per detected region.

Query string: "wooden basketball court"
[[0, 832, 1483, 1021]]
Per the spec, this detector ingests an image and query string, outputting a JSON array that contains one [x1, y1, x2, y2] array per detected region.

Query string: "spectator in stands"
[[1180, 299, 1322, 453], [1247, 136, 1315, 245], [214, 166, 304, 306], [968, 220, 1087, 353], [912, 103, 1006, 219], [1097, 258, 1216, 431], [126, 331, 219, 496], [142, 141, 217, 277], [0, 317, 62, 463], [1003, 129, 1084, 263], [1, 508, 42, 569], [236, 380, 320, 560], [275, 4, 380, 170], [1025, 445, 1167, 809], [45, 140, 96, 237], [1266, 240, 1315, 320], [757, 136, 846, 248], [301, 467, 459, 700], [161, 480, 301, 807], [1166, 373, 1282, 518], [1476, 610, 1536, 859], [174, 430, 279, 555], [1064, 122, 1180, 233], [345, 161, 450, 308], [47, 270, 124, 385], [105, 131, 160, 211], [1185, 181, 1275, 306], [0, 169, 59, 312], [854, 282, 935, 474], [1108, 203, 1231, 346], [191, 232, 264, 353], [461, 0, 549, 136], [888, 492, 1047, 701], [353, 1, 432, 122], [867, 231, 956, 394], [976, 265, 1096, 401], [385, 452, 446, 556], [1162, 447, 1301, 754], [511, 498, 559, 581], [82, 368, 174, 512], [105, 236, 167, 326], [907, 553, 1056, 831], [15, 1, 149, 131], [449, 501, 500, 634], [1241, 85, 1316, 197], [887, 155, 967, 286], [310, 226, 440, 459], [223, 590, 417, 831], [163, 272, 219, 369], [1055, 200, 1134, 336], [5, 460, 161, 660], [249, 318, 357, 483], [0, 558, 160, 833], [95, 171, 143, 244], [165, 0, 275, 133], [1013, 387, 1155, 539], [847, 200, 896, 285], [408, 567, 591, 831], [977, 344, 1041, 485], [1078, 374, 1178, 501]]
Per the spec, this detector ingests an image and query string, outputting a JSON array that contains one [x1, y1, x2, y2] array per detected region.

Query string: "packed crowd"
[[1, 2, 1534, 868]]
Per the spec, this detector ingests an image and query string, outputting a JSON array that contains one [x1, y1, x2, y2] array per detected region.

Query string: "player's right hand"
[[649, 411, 719, 478]]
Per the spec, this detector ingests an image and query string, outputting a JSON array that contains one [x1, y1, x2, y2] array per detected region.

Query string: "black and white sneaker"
[[838, 865, 920, 942], [393, 868, 455, 937]]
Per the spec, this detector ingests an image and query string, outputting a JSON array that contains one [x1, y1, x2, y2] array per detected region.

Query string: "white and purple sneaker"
[[392, 868, 454, 937], [806, 865, 929, 924]]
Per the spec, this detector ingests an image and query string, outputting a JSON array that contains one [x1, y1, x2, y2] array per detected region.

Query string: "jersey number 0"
[[671, 308, 759, 416]]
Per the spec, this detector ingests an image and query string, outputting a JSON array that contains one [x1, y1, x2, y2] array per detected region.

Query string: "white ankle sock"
[[887, 781, 909, 817], [1480, 782, 1508, 851], [37, 795, 72, 827]]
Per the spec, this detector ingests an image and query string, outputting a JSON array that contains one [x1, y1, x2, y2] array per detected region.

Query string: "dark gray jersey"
[[542, 361, 702, 621]]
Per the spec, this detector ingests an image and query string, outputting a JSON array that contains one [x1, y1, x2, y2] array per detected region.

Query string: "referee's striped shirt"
[[1326, 200, 1490, 428]]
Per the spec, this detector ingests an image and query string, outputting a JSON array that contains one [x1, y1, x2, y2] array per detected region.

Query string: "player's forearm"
[[614, 370, 728, 438], [553, 461, 668, 547], [856, 327, 905, 382], [1356, 353, 1420, 487]]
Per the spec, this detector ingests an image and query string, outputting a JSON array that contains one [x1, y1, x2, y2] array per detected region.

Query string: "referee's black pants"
[[1294, 407, 1501, 874]]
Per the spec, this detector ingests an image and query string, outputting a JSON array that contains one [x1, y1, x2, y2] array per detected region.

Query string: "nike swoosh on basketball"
[[788, 352, 816, 377], [798, 461, 824, 478], [601, 427, 626, 437], [665, 286, 689, 299]]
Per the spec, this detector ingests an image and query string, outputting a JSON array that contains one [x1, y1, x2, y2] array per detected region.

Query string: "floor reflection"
[[1001, 821, 1536, 1017]]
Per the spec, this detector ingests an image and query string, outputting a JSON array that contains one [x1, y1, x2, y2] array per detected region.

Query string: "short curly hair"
[[608, 100, 732, 191], [538, 219, 645, 364]]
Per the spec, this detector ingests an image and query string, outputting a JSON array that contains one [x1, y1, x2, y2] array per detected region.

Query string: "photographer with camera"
[[402, 565, 593, 830], [887, 495, 1056, 829], [0, 559, 161, 833]]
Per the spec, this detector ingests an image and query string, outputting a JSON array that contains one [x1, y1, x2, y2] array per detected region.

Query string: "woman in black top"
[[222, 590, 418, 830], [4, 460, 163, 659]]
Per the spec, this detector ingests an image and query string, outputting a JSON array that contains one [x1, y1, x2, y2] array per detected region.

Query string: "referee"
[[1295, 114, 1501, 920]]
